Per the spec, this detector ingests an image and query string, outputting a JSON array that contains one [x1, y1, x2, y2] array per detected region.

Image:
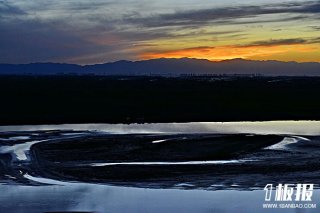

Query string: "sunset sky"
[[1, 0, 320, 64]]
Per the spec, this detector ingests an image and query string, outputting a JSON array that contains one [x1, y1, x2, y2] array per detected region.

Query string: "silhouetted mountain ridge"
[[1, 58, 320, 76]]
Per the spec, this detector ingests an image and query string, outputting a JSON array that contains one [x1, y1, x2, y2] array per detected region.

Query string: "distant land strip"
[[1, 75, 320, 125], [1, 58, 320, 76]]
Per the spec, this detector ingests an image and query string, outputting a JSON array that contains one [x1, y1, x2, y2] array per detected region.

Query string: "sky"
[[0, 0, 320, 64]]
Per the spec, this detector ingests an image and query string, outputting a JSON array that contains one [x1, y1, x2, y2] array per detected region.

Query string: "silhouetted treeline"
[[1, 75, 320, 125]]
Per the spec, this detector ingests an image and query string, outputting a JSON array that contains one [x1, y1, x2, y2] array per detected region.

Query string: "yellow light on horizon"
[[140, 44, 320, 62]]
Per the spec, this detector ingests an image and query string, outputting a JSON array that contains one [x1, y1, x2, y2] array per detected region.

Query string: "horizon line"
[[1, 57, 320, 66]]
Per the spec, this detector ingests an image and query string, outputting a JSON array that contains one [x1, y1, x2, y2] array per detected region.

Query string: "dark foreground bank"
[[1, 130, 320, 189], [1, 75, 320, 125]]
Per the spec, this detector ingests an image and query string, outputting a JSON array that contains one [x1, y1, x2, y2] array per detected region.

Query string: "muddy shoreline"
[[1, 130, 320, 190]]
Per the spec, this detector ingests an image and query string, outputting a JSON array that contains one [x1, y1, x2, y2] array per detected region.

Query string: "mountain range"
[[0, 58, 320, 76]]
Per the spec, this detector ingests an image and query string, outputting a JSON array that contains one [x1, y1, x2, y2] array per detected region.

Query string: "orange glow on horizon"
[[141, 44, 320, 62]]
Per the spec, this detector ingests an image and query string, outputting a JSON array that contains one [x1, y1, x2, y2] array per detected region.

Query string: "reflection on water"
[[1, 120, 320, 135], [1, 121, 320, 212], [1, 183, 319, 213]]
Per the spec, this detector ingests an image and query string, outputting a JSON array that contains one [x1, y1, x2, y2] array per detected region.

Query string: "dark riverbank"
[[27, 133, 285, 189], [1, 75, 320, 125], [2, 130, 320, 190]]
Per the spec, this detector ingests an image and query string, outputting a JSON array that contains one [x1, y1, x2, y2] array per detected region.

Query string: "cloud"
[[128, 1, 320, 27], [0, 1, 246, 64], [245, 38, 308, 47], [0, 0, 26, 16], [243, 37, 320, 47], [0, 18, 133, 64], [309, 37, 320, 43], [1, 0, 320, 64], [0, 1, 154, 64], [140, 37, 320, 62], [309, 26, 320, 30]]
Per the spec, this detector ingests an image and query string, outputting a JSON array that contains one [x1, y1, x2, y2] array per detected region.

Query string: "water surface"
[[1, 121, 320, 212]]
